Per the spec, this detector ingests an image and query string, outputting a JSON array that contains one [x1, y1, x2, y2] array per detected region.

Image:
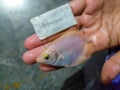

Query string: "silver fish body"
[[36, 31, 87, 67]]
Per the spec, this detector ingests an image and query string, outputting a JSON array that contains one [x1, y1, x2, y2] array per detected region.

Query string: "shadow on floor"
[[61, 68, 85, 90]]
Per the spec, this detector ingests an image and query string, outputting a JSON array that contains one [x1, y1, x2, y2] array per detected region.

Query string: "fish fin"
[[66, 55, 91, 67]]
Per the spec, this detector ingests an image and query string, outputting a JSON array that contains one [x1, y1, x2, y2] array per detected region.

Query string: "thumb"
[[101, 51, 120, 85]]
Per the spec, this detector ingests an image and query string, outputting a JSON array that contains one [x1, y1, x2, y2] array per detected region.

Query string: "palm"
[[81, 0, 120, 50], [23, 0, 120, 85]]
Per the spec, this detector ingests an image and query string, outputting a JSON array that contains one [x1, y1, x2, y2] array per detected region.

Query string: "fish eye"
[[43, 53, 50, 60], [42, 49, 59, 64]]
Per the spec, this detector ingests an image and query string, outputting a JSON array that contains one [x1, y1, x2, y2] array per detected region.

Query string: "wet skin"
[[23, 0, 120, 85]]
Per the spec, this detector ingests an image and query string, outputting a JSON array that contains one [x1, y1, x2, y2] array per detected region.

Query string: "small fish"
[[36, 30, 89, 67]]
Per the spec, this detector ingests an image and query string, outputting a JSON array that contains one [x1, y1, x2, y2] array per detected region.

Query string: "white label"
[[31, 3, 77, 40]]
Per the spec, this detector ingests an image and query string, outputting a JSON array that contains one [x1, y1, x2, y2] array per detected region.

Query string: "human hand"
[[23, 0, 120, 85]]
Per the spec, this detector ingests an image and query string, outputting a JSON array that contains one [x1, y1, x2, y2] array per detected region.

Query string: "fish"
[[36, 30, 89, 67]]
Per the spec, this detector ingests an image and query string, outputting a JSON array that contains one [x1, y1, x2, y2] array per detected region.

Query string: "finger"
[[24, 31, 63, 50], [101, 51, 120, 85], [70, 0, 85, 16], [24, 25, 80, 50], [24, 34, 45, 49], [40, 64, 63, 72], [76, 16, 82, 28], [84, 0, 103, 14], [23, 46, 45, 64]]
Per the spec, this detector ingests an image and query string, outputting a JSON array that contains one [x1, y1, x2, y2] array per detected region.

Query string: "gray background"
[[0, 0, 107, 90]]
